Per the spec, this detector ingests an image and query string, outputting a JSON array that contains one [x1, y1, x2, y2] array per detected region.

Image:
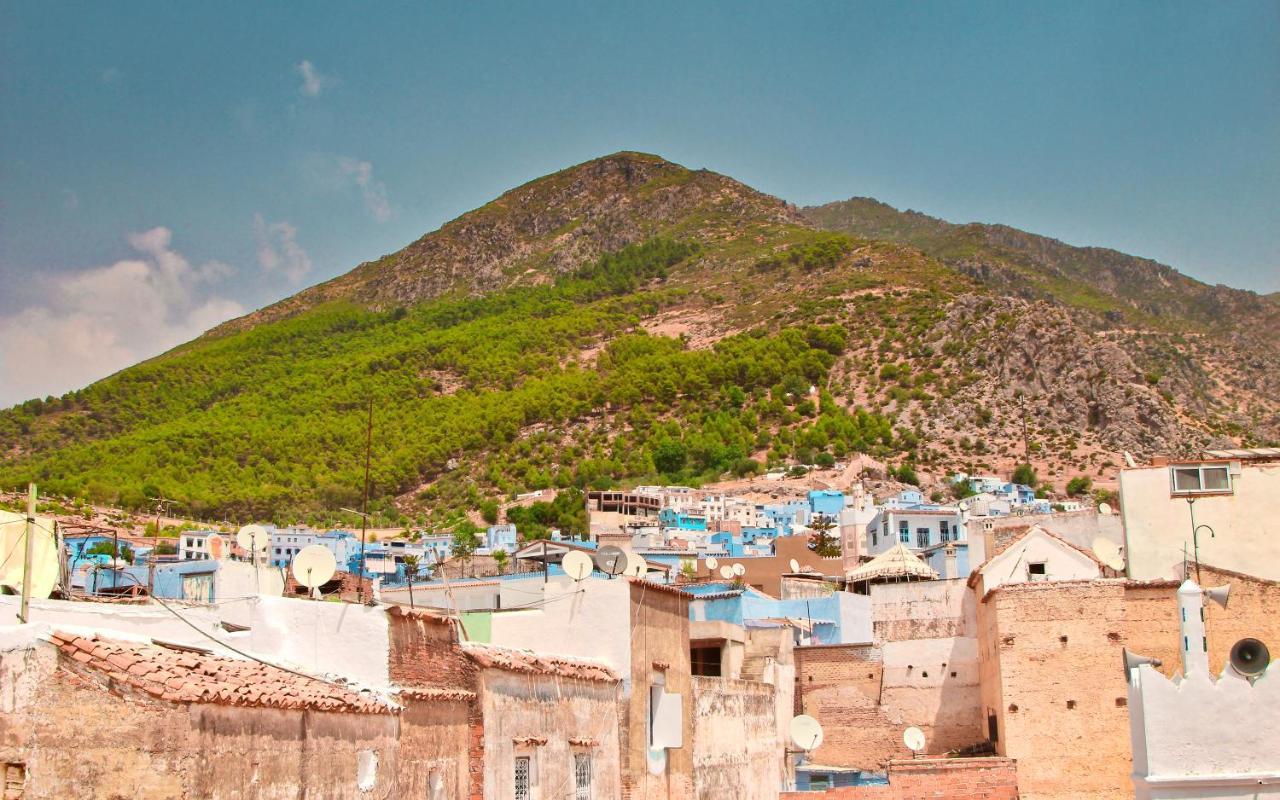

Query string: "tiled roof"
[[463, 644, 618, 682], [396, 686, 476, 702], [626, 577, 692, 599], [50, 631, 394, 714]]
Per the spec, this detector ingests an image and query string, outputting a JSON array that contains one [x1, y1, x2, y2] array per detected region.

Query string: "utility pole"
[[149, 496, 174, 597], [359, 399, 374, 603], [18, 483, 36, 623]]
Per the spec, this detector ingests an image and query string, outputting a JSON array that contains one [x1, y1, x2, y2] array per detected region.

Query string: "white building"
[[1120, 449, 1280, 581], [268, 526, 358, 569], [1127, 579, 1280, 798], [178, 530, 227, 561]]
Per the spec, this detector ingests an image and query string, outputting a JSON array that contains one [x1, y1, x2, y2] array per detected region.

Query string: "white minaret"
[[1176, 579, 1209, 678]]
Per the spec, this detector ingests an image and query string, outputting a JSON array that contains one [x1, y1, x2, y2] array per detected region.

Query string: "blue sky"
[[1, 1, 1277, 406]]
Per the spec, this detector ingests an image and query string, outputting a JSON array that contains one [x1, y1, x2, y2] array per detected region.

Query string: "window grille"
[[939, 521, 950, 542], [916, 527, 930, 549], [574, 753, 592, 800], [898, 521, 910, 543], [514, 757, 531, 800]]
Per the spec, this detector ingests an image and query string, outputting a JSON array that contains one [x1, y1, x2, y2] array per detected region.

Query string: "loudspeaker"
[[1229, 638, 1270, 678], [1204, 584, 1231, 609], [1122, 648, 1162, 678]]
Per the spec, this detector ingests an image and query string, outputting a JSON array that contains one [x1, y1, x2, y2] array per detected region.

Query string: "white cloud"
[[0, 227, 244, 408], [254, 215, 313, 284], [295, 60, 330, 97], [338, 157, 393, 222]]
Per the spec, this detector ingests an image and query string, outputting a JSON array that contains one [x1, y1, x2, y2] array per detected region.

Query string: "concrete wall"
[[488, 576, 633, 687], [250, 594, 390, 689], [981, 508, 1123, 555], [0, 641, 431, 800], [1120, 461, 1280, 581], [871, 579, 975, 642], [479, 669, 622, 800], [978, 567, 1280, 800], [691, 676, 781, 800], [0, 595, 233, 655]]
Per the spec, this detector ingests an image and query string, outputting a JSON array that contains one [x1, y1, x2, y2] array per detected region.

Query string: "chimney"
[[944, 544, 958, 580]]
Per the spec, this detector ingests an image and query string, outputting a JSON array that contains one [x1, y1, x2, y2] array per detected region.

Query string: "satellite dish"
[[291, 545, 337, 589], [958, 501, 970, 512], [623, 551, 647, 578], [903, 726, 926, 753], [1091, 538, 1126, 571], [732, 563, 746, 577], [789, 715, 824, 750], [1098, 502, 1113, 516], [595, 545, 627, 576], [206, 535, 226, 560], [0, 510, 59, 600], [789, 558, 800, 573], [719, 565, 735, 580], [705, 556, 719, 570], [236, 524, 269, 554], [562, 551, 593, 581]]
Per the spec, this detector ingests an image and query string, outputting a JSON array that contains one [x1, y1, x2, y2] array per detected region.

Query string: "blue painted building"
[[762, 501, 810, 536], [685, 582, 871, 645], [485, 524, 518, 553], [807, 490, 846, 518], [659, 508, 708, 531]]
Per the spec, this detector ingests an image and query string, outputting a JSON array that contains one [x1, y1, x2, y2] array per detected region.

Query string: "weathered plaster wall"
[[691, 676, 781, 800], [0, 642, 422, 800], [1120, 462, 1280, 581], [624, 582, 694, 800], [479, 669, 622, 800], [871, 579, 975, 641], [250, 594, 391, 689], [0, 596, 231, 655]]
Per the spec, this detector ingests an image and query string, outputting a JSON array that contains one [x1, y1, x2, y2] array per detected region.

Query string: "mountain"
[[1, 153, 1275, 526]]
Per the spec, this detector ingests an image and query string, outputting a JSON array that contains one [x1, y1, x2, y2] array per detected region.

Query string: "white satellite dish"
[[236, 524, 269, 554], [789, 715, 824, 750], [732, 563, 746, 577], [958, 501, 970, 512], [1092, 538, 1126, 571], [291, 545, 337, 589], [705, 556, 719, 570], [1097, 502, 1113, 516], [0, 510, 59, 600], [719, 565, 735, 580], [562, 551, 593, 581], [903, 726, 926, 752], [623, 551, 647, 578], [789, 558, 800, 573]]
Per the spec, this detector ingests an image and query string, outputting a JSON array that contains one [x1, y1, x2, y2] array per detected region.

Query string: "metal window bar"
[[514, 756, 531, 800], [574, 753, 592, 800]]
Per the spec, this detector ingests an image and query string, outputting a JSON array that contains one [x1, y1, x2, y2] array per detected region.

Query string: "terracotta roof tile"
[[463, 644, 618, 683], [52, 631, 394, 715]]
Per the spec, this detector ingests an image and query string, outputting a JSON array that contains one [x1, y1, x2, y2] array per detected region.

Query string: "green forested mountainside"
[[1, 153, 1276, 526]]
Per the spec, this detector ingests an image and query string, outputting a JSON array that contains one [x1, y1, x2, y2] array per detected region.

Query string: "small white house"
[[969, 525, 1102, 595]]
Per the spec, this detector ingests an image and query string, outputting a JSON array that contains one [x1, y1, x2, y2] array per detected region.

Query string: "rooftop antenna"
[[292, 545, 337, 599], [595, 545, 627, 578], [358, 399, 375, 603], [1184, 497, 1214, 585], [1090, 538, 1126, 574], [236, 524, 269, 593]]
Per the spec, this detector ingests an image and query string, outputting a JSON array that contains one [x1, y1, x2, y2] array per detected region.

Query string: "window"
[[939, 520, 950, 543], [574, 753, 592, 800], [916, 527, 930, 548], [690, 644, 722, 677], [1170, 464, 1232, 495], [871, 530, 878, 546], [5, 762, 26, 798], [514, 756, 531, 800], [1028, 562, 1047, 581], [809, 774, 831, 790], [899, 521, 910, 543]]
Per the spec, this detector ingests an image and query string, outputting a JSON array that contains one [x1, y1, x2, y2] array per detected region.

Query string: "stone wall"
[[0, 644, 425, 800], [691, 677, 781, 800], [781, 757, 1018, 800], [978, 566, 1280, 800]]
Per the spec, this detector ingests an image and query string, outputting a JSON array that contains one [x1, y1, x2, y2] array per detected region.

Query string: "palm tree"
[[403, 554, 421, 609]]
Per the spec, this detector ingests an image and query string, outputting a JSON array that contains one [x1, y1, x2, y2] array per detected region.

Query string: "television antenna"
[[292, 545, 337, 599], [236, 525, 269, 562], [789, 715, 824, 751], [903, 726, 926, 756], [562, 551, 593, 581]]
